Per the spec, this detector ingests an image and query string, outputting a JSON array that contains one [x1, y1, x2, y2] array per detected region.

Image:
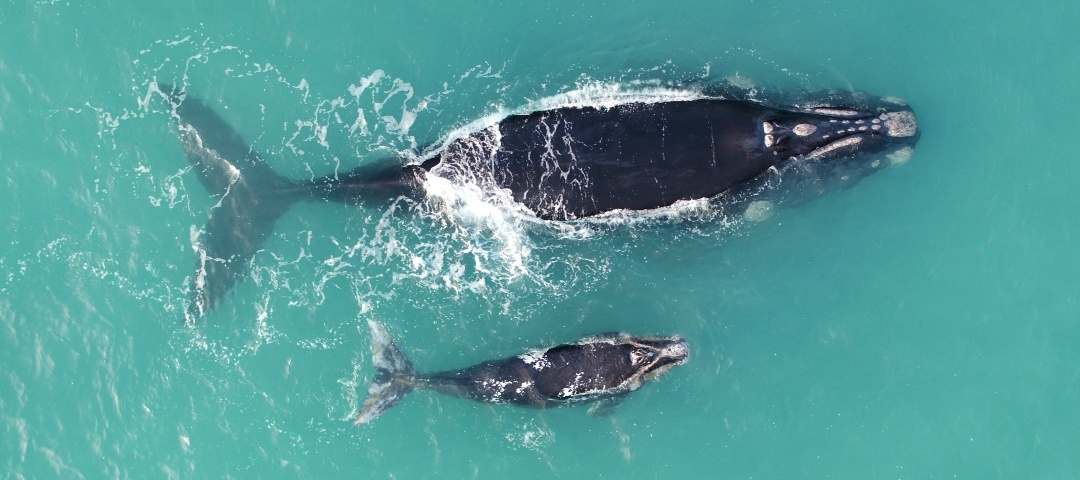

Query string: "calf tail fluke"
[[354, 319, 416, 425]]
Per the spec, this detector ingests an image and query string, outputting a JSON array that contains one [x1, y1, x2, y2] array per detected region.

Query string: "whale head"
[[625, 335, 690, 383], [735, 92, 921, 208], [763, 93, 919, 168]]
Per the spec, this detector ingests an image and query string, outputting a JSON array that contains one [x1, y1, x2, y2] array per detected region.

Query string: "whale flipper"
[[355, 319, 416, 425], [587, 394, 627, 417], [161, 85, 303, 322]]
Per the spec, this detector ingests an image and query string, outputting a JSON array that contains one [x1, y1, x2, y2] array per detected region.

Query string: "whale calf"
[[159, 83, 919, 320], [353, 319, 689, 424]]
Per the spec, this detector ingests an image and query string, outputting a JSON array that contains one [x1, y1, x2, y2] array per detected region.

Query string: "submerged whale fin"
[[355, 319, 417, 425], [587, 394, 627, 417], [159, 84, 304, 322]]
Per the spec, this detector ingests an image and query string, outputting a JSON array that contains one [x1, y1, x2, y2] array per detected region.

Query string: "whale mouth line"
[[810, 107, 863, 117], [807, 134, 866, 158]]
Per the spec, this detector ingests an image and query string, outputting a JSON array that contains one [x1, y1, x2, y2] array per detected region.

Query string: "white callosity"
[[880, 111, 918, 137]]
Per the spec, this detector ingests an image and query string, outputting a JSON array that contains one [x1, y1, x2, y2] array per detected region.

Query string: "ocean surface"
[[2, 1, 1078, 478]]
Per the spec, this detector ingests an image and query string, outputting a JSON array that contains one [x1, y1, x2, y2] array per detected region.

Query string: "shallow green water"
[[2, 1, 1078, 478]]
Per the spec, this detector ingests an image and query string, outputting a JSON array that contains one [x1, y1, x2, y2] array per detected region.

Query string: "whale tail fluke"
[[355, 319, 417, 425], [157, 83, 426, 322], [158, 83, 304, 323]]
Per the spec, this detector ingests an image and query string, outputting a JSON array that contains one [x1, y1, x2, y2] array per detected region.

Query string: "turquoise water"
[[2, 1, 1078, 478]]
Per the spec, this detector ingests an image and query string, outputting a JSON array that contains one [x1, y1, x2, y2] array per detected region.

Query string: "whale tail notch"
[[354, 319, 417, 425]]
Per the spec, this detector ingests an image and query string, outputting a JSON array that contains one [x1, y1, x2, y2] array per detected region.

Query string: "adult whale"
[[158, 83, 919, 320]]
